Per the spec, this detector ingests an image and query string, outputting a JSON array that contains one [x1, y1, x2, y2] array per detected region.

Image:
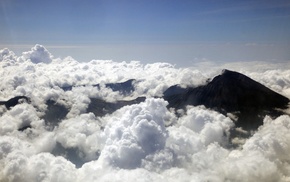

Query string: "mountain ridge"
[[163, 69, 289, 130], [1, 69, 289, 132]]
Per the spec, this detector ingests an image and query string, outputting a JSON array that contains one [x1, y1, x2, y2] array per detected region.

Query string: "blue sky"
[[1, 0, 290, 67]]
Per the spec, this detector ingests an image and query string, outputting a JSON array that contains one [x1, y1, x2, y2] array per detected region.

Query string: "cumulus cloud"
[[0, 48, 17, 63], [0, 45, 290, 181], [98, 98, 169, 169], [20, 44, 53, 64], [55, 113, 102, 163]]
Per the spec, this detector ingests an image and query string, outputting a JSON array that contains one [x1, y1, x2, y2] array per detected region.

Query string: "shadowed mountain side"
[[163, 69, 290, 130], [61, 79, 136, 96], [43, 100, 69, 128], [42, 97, 146, 167], [42, 97, 146, 128], [99, 79, 136, 95], [52, 142, 100, 168], [0, 96, 30, 109], [87, 97, 146, 117]]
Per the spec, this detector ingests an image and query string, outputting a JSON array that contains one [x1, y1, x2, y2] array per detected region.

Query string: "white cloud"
[[20, 44, 53, 64], [0, 45, 290, 181], [55, 113, 102, 162], [0, 48, 17, 62], [98, 98, 169, 169]]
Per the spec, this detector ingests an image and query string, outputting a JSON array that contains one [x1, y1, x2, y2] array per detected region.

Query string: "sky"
[[1, 0, 290, 67]]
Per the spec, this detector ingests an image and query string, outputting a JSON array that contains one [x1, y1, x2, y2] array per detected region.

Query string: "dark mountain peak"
[[212, 69, 257, 87], [206, 69, 289, 110], [221, 69, 236, 75], [164, 69, 290, 130]]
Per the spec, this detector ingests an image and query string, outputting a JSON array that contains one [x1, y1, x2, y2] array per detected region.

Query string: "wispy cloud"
[[0, 44, 84, 49], [44, 45, 84, 49], [200, 1, 290, 15]]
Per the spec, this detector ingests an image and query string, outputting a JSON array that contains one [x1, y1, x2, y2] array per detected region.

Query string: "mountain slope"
[[164, 69, 290, 130]]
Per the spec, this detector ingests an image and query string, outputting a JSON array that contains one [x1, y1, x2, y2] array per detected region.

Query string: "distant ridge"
[[61, 79, 135, 96]]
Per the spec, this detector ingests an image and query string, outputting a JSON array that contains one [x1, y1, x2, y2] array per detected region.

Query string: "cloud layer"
[[1, 45, 290, 182]]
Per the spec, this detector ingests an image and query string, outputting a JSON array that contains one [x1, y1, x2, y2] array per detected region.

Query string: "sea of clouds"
[[0, 44, 290, 182]]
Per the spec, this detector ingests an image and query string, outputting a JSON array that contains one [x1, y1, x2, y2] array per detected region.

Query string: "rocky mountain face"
[[163, 69, 289, 130]]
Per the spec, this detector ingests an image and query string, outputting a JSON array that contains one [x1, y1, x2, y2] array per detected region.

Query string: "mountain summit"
[[164, 69, 289, 130]]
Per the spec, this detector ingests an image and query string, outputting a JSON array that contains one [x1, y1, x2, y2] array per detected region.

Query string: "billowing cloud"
[[20, 44, 53, 64], [0, 45, 290, 182], [98, 98, 169, 169]]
